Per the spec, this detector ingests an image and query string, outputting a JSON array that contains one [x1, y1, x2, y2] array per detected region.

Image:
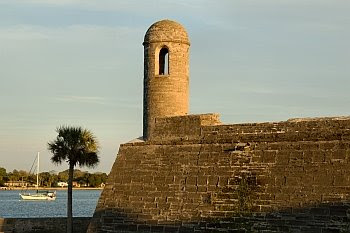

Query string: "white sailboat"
[[19, 152, 56, 201]]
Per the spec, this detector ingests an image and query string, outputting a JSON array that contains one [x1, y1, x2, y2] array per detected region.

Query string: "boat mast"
[[36, 152, 39, 190]]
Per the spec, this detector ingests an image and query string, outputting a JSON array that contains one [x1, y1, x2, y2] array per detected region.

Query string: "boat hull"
[[20, 193, 56, 201], [19, 153, 57, 201]]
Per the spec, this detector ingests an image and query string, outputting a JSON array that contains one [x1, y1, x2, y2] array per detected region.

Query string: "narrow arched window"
[[159, 47, 169, 75]]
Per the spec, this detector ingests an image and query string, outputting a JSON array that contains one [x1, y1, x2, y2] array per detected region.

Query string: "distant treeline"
[[0, 167, 108, 188]]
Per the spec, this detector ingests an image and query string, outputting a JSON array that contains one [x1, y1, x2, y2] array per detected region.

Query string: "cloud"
[[2, 0, 208, 12], [55, 96, 107, 105], [0, 25, 51, 40], [0, 24, 140, 41], [1, 0, 82, 6], [53, 96, 140, 109]]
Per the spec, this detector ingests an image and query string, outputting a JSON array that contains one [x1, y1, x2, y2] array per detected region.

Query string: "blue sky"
[[0, 0, 349, 173]]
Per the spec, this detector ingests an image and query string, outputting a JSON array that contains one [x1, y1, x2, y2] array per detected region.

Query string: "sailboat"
[[19, 152, 56, 201]]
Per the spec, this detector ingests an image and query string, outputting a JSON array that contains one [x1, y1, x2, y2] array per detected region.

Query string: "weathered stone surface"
[[143, 20, 190, 140], [88, 115, 350, 233]]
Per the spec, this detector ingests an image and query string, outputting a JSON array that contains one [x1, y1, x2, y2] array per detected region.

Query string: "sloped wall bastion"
[[87, 19, 350, 232], [87, 114, 350, 232]]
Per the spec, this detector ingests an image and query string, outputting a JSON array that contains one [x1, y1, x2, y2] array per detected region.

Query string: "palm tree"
[[48, 126, 99, 233]]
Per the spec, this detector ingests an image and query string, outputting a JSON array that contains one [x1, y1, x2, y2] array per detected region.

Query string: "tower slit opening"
[[159, 47, 169, 75]]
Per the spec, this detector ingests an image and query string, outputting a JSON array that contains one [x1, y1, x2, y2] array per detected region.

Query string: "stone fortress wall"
[[87, 20, 350, 232], [88, 115, 350, 232]]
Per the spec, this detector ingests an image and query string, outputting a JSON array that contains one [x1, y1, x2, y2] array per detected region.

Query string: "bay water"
[[0, 190, 101, 218]]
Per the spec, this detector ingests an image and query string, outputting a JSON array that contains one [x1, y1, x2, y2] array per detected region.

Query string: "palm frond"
[[48, 125, 100, 168]]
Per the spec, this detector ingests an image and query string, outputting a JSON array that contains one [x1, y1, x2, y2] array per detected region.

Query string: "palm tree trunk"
[[67, 163, 74, 233]]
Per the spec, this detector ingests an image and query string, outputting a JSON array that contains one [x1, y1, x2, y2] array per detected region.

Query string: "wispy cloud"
[[54, 96, 140, 109], [0, 24, 141, 41], [1, 0, 81, 6], [2, 0, 208, 11], [0, 25, 50, 40], [55, 96, 107, 105]]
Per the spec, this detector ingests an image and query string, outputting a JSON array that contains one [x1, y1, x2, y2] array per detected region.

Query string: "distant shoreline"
[[0, 187, 103, 190]]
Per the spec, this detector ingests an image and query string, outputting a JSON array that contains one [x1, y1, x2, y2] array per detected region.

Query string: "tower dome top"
[[143, 19, 190, 45]]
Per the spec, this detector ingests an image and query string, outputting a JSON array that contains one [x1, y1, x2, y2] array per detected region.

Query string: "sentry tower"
[[143, 20, 190, 140]]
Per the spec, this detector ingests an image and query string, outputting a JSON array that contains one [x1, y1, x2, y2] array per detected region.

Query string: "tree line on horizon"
[[0, 167, 107, 188], [2, 126, 100, 233]]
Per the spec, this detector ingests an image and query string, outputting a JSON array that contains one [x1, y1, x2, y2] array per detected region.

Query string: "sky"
[[0, 0, 349, 173]]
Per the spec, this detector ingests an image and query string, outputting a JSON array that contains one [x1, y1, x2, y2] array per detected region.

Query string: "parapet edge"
[[122, 115, 350, 146]]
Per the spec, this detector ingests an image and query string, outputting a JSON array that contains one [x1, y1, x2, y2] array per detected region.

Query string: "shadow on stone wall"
[[0, 217, 91, 233], [88, 201, 350, 233]]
